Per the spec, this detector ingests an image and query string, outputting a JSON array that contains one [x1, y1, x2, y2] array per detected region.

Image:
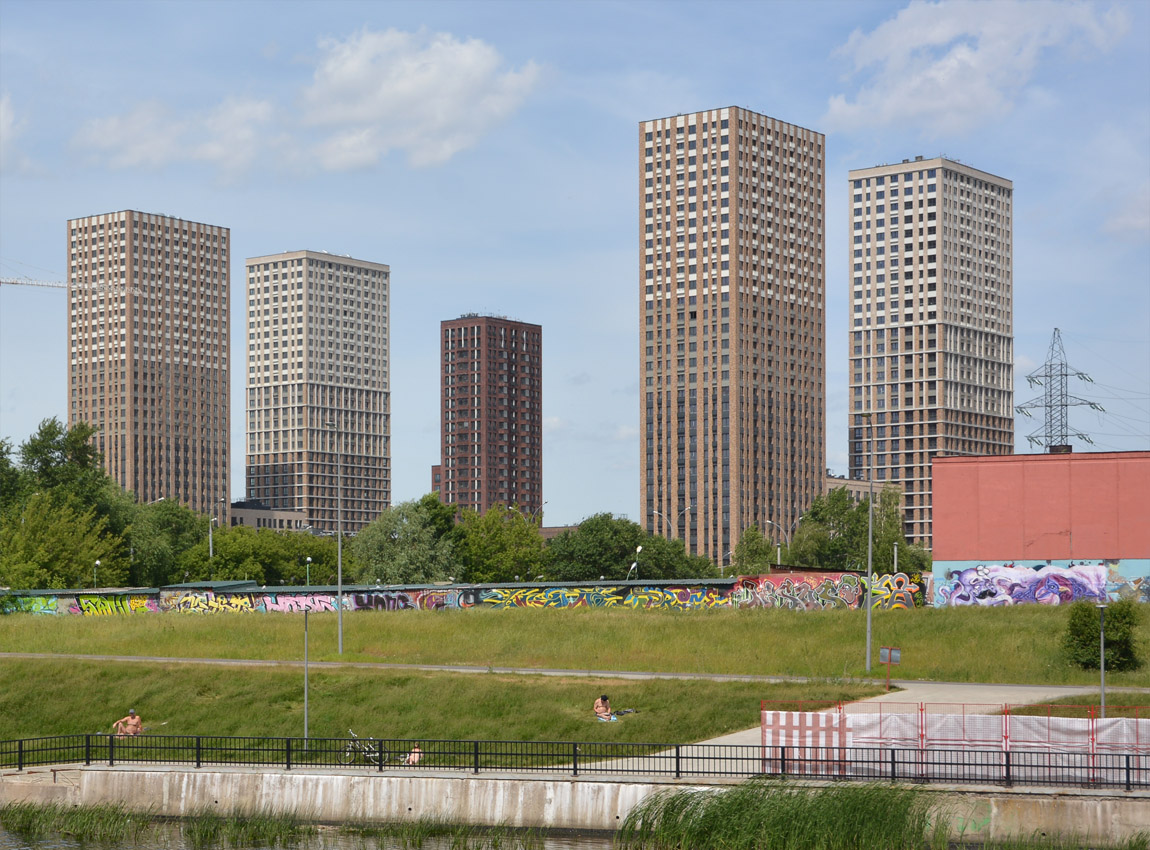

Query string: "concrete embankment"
[[2, 764, 1148, 843]]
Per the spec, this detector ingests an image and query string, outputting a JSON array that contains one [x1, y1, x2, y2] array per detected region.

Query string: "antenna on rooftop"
[[1015, 328, 1104, 452]]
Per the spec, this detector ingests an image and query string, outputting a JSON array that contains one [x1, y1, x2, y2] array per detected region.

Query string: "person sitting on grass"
[[113, 709, 142, 737], [594, 694, 617, 722], [404, 744, 422, 765]]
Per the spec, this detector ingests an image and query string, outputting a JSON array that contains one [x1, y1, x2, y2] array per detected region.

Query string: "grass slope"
[[0, 657, 879, 741], [2, 604, 1150, 686]]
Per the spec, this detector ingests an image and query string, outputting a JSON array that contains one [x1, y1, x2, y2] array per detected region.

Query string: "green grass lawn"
[[0, 657, 879, 742], [2, 604, 1150, 687]]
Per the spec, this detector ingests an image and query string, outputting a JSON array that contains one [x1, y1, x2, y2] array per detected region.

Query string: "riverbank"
[[3, 763, 1148, 845]]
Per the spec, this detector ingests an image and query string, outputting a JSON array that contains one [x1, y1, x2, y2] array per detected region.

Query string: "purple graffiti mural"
[[936, 563, 1107, 607]]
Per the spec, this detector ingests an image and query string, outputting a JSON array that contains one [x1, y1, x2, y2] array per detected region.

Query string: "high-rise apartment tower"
[[847, 156, 1013, 549], [641, 107, 826, 565], [67, 210, 230, 515], [439, 315, 543, 517], [245, 250, 390, 534]]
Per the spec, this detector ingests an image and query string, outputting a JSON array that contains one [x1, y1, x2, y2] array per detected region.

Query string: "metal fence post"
[[195, 737, 202, 769], [1004, 750, 1012, 787], [675, 745, 681, 779], [378, 741, 384, 772], [473, 741, 480, 775], [1126, 754, 1132, 792], [17, 740, 23, 772], [109, 736, 115, 767], [84, 734, 91, 766], [285, 738, 292, 771], [779, 745, 786, 776], [572, 742, 579, 777], [890, 749, 897, 782]]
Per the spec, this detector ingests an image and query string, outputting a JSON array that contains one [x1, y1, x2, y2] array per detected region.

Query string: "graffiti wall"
[[730, 572, 925, 610], [932, 560, 1150, 606], [1, 571, 937, 616]]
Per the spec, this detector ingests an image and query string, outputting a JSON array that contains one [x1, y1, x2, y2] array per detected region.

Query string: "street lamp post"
[[93, 559, 100, 588], [207, 497, 224, 567], [865, 412, 875, 674], [305, 556, 312, 587], [628, 545, 642, 581], [1098, 603, 1108, 719], [653, 505, 694, 537], [325, 420, 344, 655]]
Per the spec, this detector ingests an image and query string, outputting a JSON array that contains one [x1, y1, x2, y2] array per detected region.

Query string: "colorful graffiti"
[[0, 595, 57, 615], [1, 571, 940, 617], [732, 574, 864, 610], [68, 595, 158, 616], [935, 563, 1108, 607]]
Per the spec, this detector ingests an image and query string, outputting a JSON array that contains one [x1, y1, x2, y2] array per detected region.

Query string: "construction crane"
[[2, 276, 142, 295], [0, 277, 66, 289]]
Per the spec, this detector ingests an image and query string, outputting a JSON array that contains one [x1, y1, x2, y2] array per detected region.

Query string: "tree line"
[[1, 419, 928, 591]]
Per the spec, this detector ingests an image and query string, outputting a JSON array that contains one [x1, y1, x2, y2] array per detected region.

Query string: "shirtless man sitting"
[[594, 694, 617, 722], [113, 709, 142, 737], [404, 744, 422, 765]]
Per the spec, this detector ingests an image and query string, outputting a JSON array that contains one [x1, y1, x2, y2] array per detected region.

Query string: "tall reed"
[[0, 800, 153, 842]]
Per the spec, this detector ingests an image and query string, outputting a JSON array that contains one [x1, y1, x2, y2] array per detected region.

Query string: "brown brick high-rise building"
[[439, 315, 543, 517], [640, 107, 826, 567], [67, 210, 230, 515]]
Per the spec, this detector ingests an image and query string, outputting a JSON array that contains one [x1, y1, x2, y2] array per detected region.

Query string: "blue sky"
[[1, 0, 1147, 527]]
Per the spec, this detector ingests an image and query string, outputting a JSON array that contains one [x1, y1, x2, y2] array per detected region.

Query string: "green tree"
[[732, 524, 775, 574], [547, 513, 717, 582], [351, 497, 456, 585], [455, 504, 547, 584], [1062, 598, 1142, 672], [0, 491, 125, 589], [127, 498, 210, 587], [18, 419, 106, 507]]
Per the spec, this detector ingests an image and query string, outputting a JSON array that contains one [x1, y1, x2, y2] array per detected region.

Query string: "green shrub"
[[1062, 599, 1142, 672]]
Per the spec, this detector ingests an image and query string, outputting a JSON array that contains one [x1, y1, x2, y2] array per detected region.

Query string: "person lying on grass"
[[113, 709, 142, 737]]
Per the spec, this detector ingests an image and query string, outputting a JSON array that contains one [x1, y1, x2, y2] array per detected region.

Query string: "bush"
[[1062, 598, 1142, 672]]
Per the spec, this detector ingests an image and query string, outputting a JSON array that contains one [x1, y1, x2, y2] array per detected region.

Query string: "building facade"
[[847, 156, 1013, 549], [67, 210, 230, 515], [931, 451, 1150, 605], [245, 250, 390, 534], [439, 315, 543, 517], [640, 106, 826, 566]]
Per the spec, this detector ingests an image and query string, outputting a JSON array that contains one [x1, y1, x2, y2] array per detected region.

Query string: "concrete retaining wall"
[[2, 765, 1148, 842]]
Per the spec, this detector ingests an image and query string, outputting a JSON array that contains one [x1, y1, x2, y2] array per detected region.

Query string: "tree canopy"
[[546, 513, 718, 582]]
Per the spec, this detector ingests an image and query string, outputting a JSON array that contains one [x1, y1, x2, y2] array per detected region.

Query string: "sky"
[[1, 0, 1147, 528]]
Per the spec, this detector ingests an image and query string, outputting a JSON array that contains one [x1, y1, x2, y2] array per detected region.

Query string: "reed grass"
[[338, 817, 546, 849], [0, 800, 153, 842], [3, 603, 1149, 687], [0, 656, 878, 742], [616, 781, 943, 850], [182, 808, 314, 848]]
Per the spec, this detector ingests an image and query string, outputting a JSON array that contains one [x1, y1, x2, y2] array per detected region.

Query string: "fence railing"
[[1, 734, 1146, 792]]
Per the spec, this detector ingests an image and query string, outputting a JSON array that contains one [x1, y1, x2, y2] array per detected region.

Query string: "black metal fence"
[[1, 734, 1146, 791]]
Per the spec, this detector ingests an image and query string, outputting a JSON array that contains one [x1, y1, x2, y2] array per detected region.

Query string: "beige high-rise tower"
[[847, 156, 1013, 549], [67, 210, 230, 515], [640, 107, 826, 567], [245, 250, 390, 534]]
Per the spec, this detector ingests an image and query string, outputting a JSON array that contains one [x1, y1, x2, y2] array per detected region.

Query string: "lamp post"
[[628, 545, 642, 581], [653, 504, 694, 537], [864, 412, 874, 673], [325, 420, 344, 655], [1098, 603, 1108, 719], [207, 497, 224, 565], [93, 559, 100, 589], [305, 556, 312, 587]]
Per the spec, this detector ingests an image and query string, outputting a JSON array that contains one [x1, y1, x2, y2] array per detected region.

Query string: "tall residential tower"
[[245, 250, 390, 534], [439, 314, 543, 517], [67, 210, 230, 514], [641, 107, 826, 566], [847, 156, 1013, 549]]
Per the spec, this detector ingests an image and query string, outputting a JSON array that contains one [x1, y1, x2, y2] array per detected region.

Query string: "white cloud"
[[300, 28, 539, 169], [71, 28, 537, 176], [74, 101, 189, 169], [824, 0, 1129, 135]]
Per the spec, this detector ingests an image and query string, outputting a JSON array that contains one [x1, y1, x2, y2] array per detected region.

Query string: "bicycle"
[[339, 729, 390, 765]]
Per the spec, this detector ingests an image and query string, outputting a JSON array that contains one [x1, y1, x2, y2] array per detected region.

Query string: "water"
[[0, 824, 614, 850]]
